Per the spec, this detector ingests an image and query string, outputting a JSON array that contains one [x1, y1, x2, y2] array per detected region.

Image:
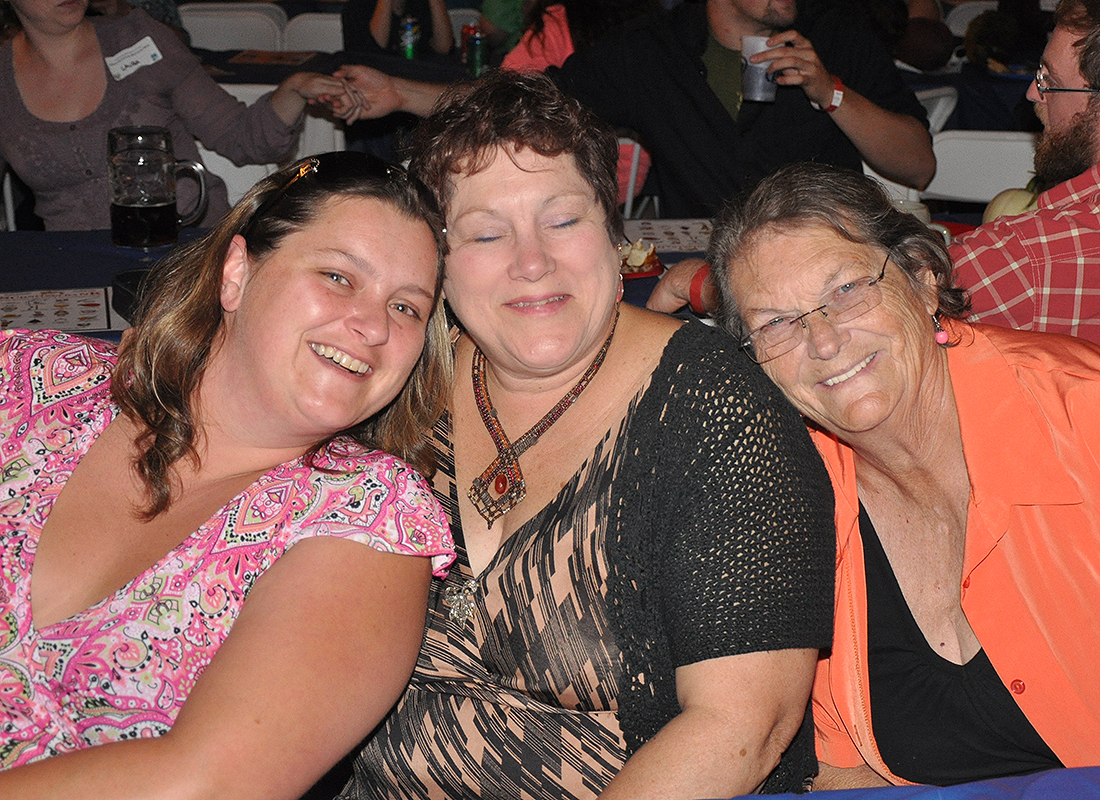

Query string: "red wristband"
[[821, 75, 844, 113], [689, 263, 712, 315]]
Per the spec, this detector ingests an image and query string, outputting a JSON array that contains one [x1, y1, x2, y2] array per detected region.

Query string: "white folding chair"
[[297, 112, 346, 159], [282, 12, 343, 52], [179, 4, 284, 50], [447, 7, 480, 46], [922, 130, 1037, 203], [863, 163, 920, 204], [944, 0, 998, 37], [915, 86, 959, 136], [195, 2, 288, 28]]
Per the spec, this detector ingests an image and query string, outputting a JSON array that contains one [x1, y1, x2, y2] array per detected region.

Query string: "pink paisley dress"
[[0, 329, 454, 770]]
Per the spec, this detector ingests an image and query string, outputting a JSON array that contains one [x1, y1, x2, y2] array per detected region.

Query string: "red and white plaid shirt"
[[950, 164, 1100, 344]]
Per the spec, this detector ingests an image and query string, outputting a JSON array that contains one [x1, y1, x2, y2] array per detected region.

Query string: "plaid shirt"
[[950, 164, 1100, 344]]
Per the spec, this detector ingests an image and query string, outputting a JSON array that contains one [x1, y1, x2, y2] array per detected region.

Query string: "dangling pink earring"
[[933, 314, 949, 346], [617, 274, 624, 303]]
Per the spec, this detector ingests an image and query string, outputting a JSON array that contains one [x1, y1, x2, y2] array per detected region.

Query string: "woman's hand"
[[334, 65, 445, 120], [646, 258, 716, 316], [270, 71, 356, 127], [0, 539, 432, 800]]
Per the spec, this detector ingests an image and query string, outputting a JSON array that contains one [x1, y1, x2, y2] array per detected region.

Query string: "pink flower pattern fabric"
[[0, 329, 454, 770]]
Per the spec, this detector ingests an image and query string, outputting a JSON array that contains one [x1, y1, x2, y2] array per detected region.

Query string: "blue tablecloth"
[[0, 229, 203, 292], [731, 767, 1100, 800], [195, 46, 465, 85]]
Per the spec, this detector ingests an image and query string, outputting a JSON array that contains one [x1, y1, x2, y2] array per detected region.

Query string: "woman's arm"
[[600, 329, 837, 798], [426, 0, 453, 55], [336, 64, 446, 118], [0, 537, 431, 800], [369, 0, 395, 49], [600, 649, 819, 799]]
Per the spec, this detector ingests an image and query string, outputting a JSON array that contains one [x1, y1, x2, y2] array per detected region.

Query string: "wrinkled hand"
[[646, 258, 708, 314], [750, 30, 835, 109], [333, 65, 403, 121], [286, 72, 362, 120]]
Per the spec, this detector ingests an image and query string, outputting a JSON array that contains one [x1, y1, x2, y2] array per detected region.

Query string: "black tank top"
[[860, 504, 1062, 785]]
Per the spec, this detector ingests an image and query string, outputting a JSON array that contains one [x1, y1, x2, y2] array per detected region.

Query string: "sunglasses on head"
[[240, 151, 422, 241]]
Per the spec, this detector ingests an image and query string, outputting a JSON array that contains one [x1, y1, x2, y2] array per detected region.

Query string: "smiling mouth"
[[309, 343, 371, 375], [823, 353, 875, 387], [509, 295, 567, 308]]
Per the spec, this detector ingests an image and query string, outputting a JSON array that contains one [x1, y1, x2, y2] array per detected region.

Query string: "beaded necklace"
[[468, 307, 620, 528]]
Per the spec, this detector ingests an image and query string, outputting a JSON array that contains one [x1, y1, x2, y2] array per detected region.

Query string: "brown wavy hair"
[[709, 162, 969, 335], [113, 152, 451, 518], [406, 69, 622, 242]]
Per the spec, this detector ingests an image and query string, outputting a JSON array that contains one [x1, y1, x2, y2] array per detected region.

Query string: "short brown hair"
[[113, 152, 451, 518], [407, 69, 622, 241], [709, 162, 968, 334], [1056, 0, 1100, 89]]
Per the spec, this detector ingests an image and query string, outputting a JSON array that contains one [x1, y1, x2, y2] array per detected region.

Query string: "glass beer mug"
[[108, 126, 208, 248]]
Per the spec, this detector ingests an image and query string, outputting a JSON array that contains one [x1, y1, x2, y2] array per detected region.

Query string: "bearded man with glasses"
[[949, 0, 1100, 344]]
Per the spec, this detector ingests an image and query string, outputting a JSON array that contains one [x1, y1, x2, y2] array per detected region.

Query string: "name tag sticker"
[[105, 36, 163, 81]]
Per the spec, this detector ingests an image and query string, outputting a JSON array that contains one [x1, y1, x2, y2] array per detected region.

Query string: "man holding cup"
[[552, 0, 934, 219], [333, 0, 932, 219]]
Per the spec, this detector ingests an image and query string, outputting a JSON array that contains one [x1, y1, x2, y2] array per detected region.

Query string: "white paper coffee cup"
[[741, 35, 778, 102]]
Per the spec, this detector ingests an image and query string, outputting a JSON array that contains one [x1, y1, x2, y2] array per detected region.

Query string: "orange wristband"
[[689, 263, 712, 315]]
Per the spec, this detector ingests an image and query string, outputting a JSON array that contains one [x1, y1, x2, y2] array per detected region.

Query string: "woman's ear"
[[221, 235, 250, 313]]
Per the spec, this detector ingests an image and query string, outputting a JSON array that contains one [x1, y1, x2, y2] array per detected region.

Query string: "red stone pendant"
[[494, 473, 509, 495]]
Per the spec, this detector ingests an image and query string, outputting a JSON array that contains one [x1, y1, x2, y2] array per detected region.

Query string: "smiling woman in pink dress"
[[0, 151, 455, 799]]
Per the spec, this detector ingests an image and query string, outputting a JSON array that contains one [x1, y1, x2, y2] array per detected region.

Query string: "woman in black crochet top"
[[337, 69, 836, 800]]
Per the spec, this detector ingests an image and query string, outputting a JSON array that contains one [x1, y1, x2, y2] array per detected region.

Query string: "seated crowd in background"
[[0, 0, 358, 230], [336, 0, 935, 219]]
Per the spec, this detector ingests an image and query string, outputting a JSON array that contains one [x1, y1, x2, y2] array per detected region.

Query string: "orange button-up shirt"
[[811, 323, 1100, 783]]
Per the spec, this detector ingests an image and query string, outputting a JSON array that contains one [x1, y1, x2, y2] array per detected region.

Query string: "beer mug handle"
[[174, 160, 208, 228], [928, 222, 952, 247]]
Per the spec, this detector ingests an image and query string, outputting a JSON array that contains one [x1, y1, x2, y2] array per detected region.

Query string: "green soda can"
[[467, 29, 486, 77], [399, 16, 419, 59]]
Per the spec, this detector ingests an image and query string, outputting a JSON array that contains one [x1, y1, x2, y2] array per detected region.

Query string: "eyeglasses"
[[740, 254, 890, 364], [240, 151, 419, 240], [1034, 65, 1100, 97]]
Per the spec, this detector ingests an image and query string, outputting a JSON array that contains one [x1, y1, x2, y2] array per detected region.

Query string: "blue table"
[[732, 767, 1100, 800], [0, 229, 203, 293]]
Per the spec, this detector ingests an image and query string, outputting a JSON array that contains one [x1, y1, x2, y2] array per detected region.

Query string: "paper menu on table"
[[623, 219, 713, 253], [0, 287, 125, 332]]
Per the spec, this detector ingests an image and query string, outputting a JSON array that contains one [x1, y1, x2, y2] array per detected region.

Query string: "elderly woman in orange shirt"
[[712, 163, 1100, 790]]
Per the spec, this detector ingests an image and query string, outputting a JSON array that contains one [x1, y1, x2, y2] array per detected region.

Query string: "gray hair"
[[708, 162, 968, 334]]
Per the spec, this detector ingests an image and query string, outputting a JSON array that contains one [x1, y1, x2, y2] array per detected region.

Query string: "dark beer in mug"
[[110, 202, 177, 248]]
